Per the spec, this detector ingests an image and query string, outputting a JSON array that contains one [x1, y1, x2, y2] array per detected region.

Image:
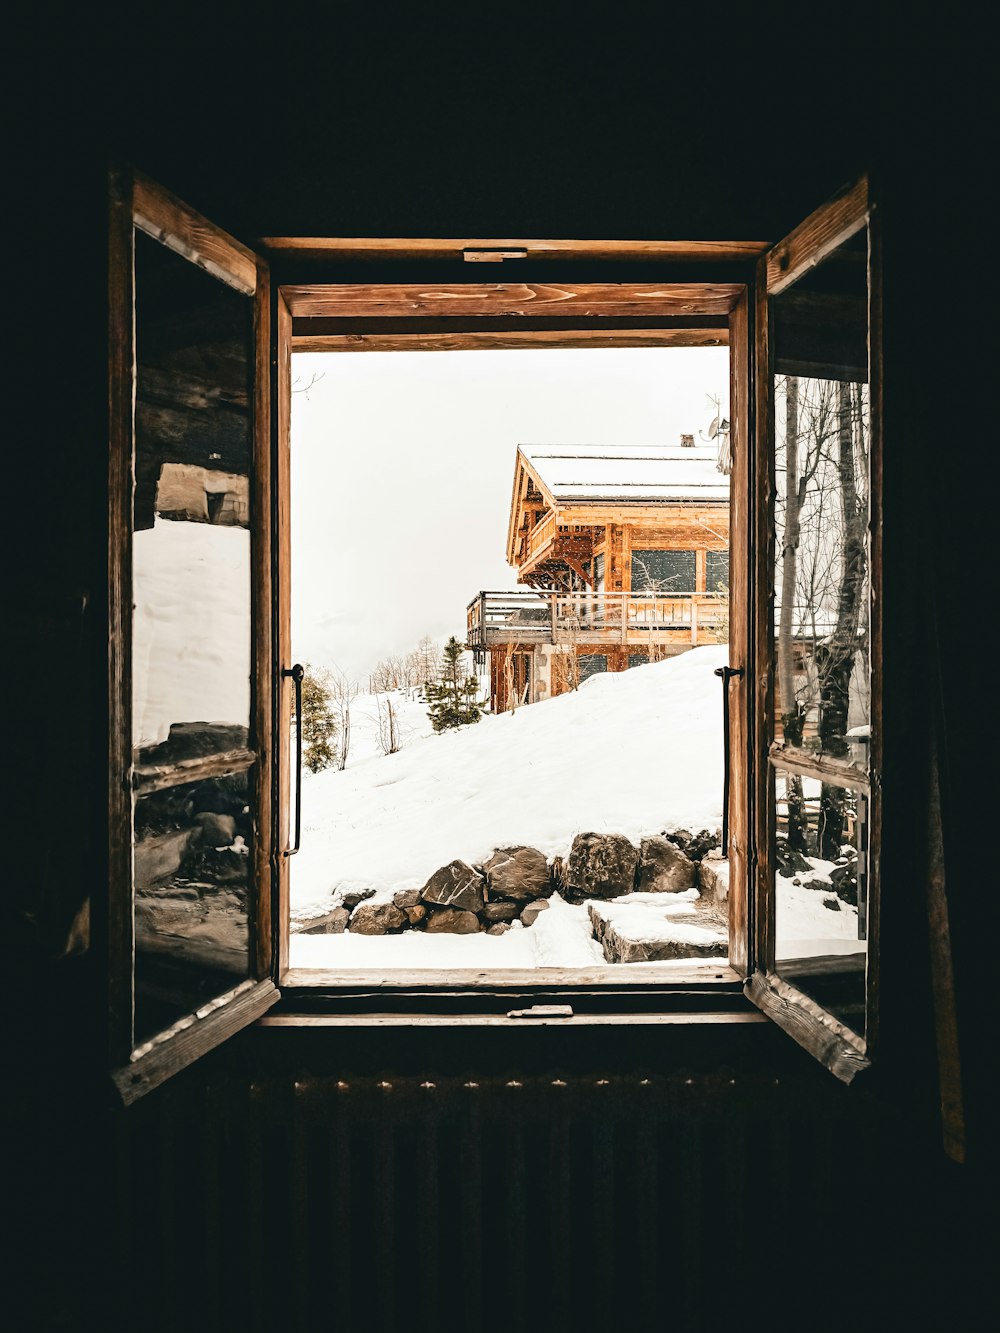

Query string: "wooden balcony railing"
[[466, 589, 728, 648]]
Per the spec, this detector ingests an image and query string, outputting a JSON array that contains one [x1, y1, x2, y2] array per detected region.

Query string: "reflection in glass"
[[131, 231, 254, 1044], [134, 773, 251, 1043], [773, 766, 867, 1035]]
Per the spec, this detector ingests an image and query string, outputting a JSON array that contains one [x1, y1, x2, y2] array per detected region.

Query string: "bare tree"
[[328, 670, 358, 771], [374, 693, 400, 755]]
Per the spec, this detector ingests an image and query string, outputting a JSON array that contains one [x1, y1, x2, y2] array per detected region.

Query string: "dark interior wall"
[[5, 6, 993, 1330]]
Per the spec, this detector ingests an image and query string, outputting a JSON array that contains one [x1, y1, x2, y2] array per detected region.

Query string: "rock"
[[563, 833, 639, 899], [134, 828, 193, 891], [420, 860, 486, 914], [425, 908, 481, 934], [588, 900, 727, 963], [349, 901, 407, 934], [520, 899, 550, 927], [135, 721, 250, 766], [300, 906, 350, 935], [638, 836, 697, 892], [483, 846, 551, 901], [663, 828, 720, 862], [194, 811, 236, 846], [404, 904, 427, 926], [393, 887, 423, 908], [486, 923, 512, 936], [340, 886, 375, 911], [698, 855, 730, 907], [481, 901, 521, 923]]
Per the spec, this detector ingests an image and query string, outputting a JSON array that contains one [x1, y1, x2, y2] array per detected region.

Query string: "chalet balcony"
[[466, 589, 728, 649]]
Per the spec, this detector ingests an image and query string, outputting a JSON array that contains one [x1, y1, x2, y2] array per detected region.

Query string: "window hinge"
[[463, 248, 528, 263], [507, 1004, 574, 1020]]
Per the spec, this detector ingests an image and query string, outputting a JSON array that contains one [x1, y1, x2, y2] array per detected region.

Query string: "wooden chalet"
[[468, 439, 731, 709]]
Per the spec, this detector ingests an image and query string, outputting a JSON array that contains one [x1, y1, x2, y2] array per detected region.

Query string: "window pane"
[[631, 549, 696, 592], [772, 764, 868, 1037], [772, 227, 870, 765], [706, 549, 729, 593], [131, 231, 254, 1041]]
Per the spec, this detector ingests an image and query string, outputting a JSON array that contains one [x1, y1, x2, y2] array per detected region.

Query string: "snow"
[[133, 519, 251, 747], [521, 443, 729, 503], [775, 859, 864, 960], [290, 645, 728, 930]]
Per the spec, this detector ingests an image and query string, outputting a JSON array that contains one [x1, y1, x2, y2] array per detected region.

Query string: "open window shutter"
[[108, 169, 278, 1103], [743, 177, 880, 1082]]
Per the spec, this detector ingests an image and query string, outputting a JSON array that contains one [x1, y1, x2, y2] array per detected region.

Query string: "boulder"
[[697, 855, 730, 907], [588, 900, 727, 963], [393, 887, 423, 908], [134, 828, 193, 891], [300, 906, 350, 935], [638, 836, 697, 892], [420, 860, 486, 914], [340, 886, 375, 911], [481, 901, 521, 924], [520, 899, 550, 927], [425, 908, 481, 934], [486, 923, 512, 936], [563, 833, 639, 900], [483, 846, 551, 901], [194, 811, 237, 847], [404, 904, 428, 926], [349, 901, 407, 934]]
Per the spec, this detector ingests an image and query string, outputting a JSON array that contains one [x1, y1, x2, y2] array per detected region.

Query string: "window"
[[108, 168, 879, 1099], [631, 549, 696, 593]]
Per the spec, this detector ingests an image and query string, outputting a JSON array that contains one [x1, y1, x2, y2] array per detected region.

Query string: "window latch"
[[507, 1004, 574, 1020]]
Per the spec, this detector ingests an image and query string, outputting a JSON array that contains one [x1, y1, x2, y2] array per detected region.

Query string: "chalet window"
[[631, 549, 696, 593], [578, 654, 608, 681], [107, 168, 882, 1100]]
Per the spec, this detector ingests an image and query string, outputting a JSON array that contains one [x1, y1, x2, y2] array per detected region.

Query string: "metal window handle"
[[713, 665, 745, 849], [283, 663, 304, 857]]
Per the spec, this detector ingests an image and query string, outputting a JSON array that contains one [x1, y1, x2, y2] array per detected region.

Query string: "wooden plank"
[[744, 972, 869, 1084], [252, 256, 274, 981], [259, 1011, 767, 1027], [866, 186, 883, 1062], [112, 979, 279, 1105], [133, 170, 258, 296], [282, 281, 743, 319], [262, 237, 770, 263], [766, 176, 869, 296], [727, 288, 750, 976], [292, 326, 729, 353], [279, 964, 742, 988], [768, 742, 871, 793], [275, 291, 293, 977], [107, 164, 136, 1064], [132, 747, 256, 794]]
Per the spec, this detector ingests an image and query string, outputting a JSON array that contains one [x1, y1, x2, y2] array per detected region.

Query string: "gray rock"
[[588, 901, 727, 963], [420, 860, 486, 914], [393, 887, 423, 908], [639, 836, 697, 892], [486, 923, 512, 936], [194, 811, 237, 847], [340, 886, 375, 910], [520, 899, 550, 927], [563, 833, 639, 899], [300, 906, 350, 935], [698, 855, 730, 907], [483, 846, 551, 901], [481, 901, 522, 923], [349, 900, 407, 934], [134, 828, 193, 891], [425, 908, 481, 934]]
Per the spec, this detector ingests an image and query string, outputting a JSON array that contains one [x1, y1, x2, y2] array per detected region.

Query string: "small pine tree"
[[425, 636, 483, 733], [296, 665, 339, 773]]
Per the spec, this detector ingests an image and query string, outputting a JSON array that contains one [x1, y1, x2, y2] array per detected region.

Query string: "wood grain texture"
[[107, 165, 136, 1064], [133, 170, 257, 296], [252, 256, 273, 981], [866, 192, 883, 1062], [292, 326, 729, 353], [262, 237, 770, 263], [112, 979, 279, 1105], [768, 743, 870, 793], [275, 291, 293, 977], [279, 966, 741, 989], [744, 972, 869, 1084], [766, 176, 869, 296], [727, 288, 751, 976], [259, 1011, 767, 1027], [132, 747, 256, 794], [282, 282, 743, 318]]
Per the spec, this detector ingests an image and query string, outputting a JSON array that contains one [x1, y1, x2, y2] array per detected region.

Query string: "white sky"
[[291, 345, 729, 682]]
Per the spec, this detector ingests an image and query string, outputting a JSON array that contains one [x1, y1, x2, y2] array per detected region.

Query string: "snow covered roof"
[[520, 443, 730, 505]]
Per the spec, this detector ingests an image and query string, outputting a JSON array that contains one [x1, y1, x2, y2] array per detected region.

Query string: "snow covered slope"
[[290, 645, 728, 923]]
